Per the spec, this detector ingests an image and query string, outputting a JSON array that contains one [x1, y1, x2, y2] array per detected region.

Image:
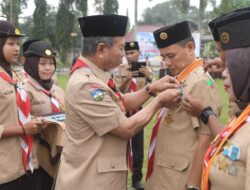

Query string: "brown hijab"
[[227, 47, 250, 111]]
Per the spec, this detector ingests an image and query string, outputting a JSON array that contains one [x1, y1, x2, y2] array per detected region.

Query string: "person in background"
[[0, 20, 43, 190], [22, 40, 65, 190]]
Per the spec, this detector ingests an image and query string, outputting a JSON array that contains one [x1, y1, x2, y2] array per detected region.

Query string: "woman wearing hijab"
[[23, 40, 65, 190], [183, 19, 250, 190], [0, 21, 43, 190]]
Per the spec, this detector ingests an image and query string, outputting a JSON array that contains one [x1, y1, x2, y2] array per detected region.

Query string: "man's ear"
[[96, 42, 106, 58], [186, 41, 195, 53]]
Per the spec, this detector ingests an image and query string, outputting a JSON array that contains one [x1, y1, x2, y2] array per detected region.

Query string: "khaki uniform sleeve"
[[188, 79, 222, 135], [69, 81, 126, 137], [0, 125, 4, 139]]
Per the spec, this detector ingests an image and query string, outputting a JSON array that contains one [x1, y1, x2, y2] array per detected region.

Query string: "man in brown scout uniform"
[[55, 15, 181, 190], [145, 21, 222, 190], [117, 41, 154, 190]]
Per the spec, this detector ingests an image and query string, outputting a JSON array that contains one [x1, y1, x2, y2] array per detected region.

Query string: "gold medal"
[[165, 112, 173, 125], [218, 157, 230, 172]]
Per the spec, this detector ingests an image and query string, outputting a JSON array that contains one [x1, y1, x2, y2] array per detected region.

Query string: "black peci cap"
[[218, 19, 250, 50], [124, 41, 140, 51], [153, 21, 192, 49], [23, 40, 56, 58], [0, 20, 26, 38], [78, 15, 128, 37], [209, 7, 250, 41]]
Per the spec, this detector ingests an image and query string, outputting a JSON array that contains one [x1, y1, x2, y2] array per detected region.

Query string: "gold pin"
[[45, 49, 52, 56], [219, 157, 230, 172], [130, 42, 135, 47], [15, 28, 21, 35], [220, 32, 230, 44], [165, 113, 173, 125], [160, 32, 168, 40]]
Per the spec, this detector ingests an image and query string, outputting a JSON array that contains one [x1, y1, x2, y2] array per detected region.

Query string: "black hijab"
[[24, 56, 56, 91], [0, 38, 12, 77], [23, 40, 56, 91], [227, 47, 250, 111]]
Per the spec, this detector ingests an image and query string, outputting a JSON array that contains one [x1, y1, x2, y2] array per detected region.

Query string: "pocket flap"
[[157, 154, 190, 171], [97, 156, 128, 173]]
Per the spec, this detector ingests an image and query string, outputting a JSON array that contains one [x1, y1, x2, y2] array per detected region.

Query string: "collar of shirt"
[[79, 56, 111, 85]]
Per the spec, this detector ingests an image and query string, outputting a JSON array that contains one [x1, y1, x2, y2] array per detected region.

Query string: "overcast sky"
[[20, 0, 210, 25]]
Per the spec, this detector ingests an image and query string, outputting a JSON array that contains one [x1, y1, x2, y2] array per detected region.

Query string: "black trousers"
[[132, 129, 144, 183], [0, 169, 40, 190]]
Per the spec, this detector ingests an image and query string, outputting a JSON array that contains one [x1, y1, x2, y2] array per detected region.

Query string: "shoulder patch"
[[90, 88, 104, 102]]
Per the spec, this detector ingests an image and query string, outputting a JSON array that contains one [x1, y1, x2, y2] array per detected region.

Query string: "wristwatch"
[[187, 186, 200, 190], [145, 85, 156, 97], [200, 106, 215, 124]]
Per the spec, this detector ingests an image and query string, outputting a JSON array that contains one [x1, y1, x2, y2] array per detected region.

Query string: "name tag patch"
[[90, 88, 104, 102], [3, 90, 14, 95]]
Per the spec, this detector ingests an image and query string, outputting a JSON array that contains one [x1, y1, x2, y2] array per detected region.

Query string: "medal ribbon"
[[146, 58, 203, 180], [0, 72, 33, 172], [202, 103, 250, 190]]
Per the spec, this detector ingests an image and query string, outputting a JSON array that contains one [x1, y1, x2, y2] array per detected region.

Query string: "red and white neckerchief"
[[0, 72, 33, 172], [28, 81, 60, 113], [146, 108, 165, 179], [146, 58, 204, 180], [126, 78, 139, 173]]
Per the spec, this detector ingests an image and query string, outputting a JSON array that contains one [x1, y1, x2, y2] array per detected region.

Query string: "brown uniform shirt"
[[209, 120, 250, 190], [145, 66, 222, 190], [24, 76, 65, 177], [0, 67, 25, 184], [55, 56, 128, 190]]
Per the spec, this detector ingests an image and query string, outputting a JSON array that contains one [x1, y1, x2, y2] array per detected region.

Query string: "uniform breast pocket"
[[96, 156, 128, 190], [157, 154, 190, 172], [97, 156, 128, 173]]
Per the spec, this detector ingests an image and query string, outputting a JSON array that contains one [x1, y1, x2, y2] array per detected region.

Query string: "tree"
[[214, 0, 250, 16], [1, 0, 27, 26], [103, 0, 119, 14], [31, 0, 47, 39], [75, 0, 88, 16], [56, 0, 75, 63]]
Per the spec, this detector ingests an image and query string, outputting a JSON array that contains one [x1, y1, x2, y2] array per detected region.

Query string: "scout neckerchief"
[[70, 58, 125, 107], [126, 78, 138, 173], [0, 71, 33, 172], [28, 80, 61, 113], [202, 103, 250, 190], [146, 58, 203, 180]]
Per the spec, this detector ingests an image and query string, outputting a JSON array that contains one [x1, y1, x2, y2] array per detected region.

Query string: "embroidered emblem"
[[90, 88, 104, 102]]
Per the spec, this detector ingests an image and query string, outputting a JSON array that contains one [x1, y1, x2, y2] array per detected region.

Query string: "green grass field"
[[57, 75, 229, 189]]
